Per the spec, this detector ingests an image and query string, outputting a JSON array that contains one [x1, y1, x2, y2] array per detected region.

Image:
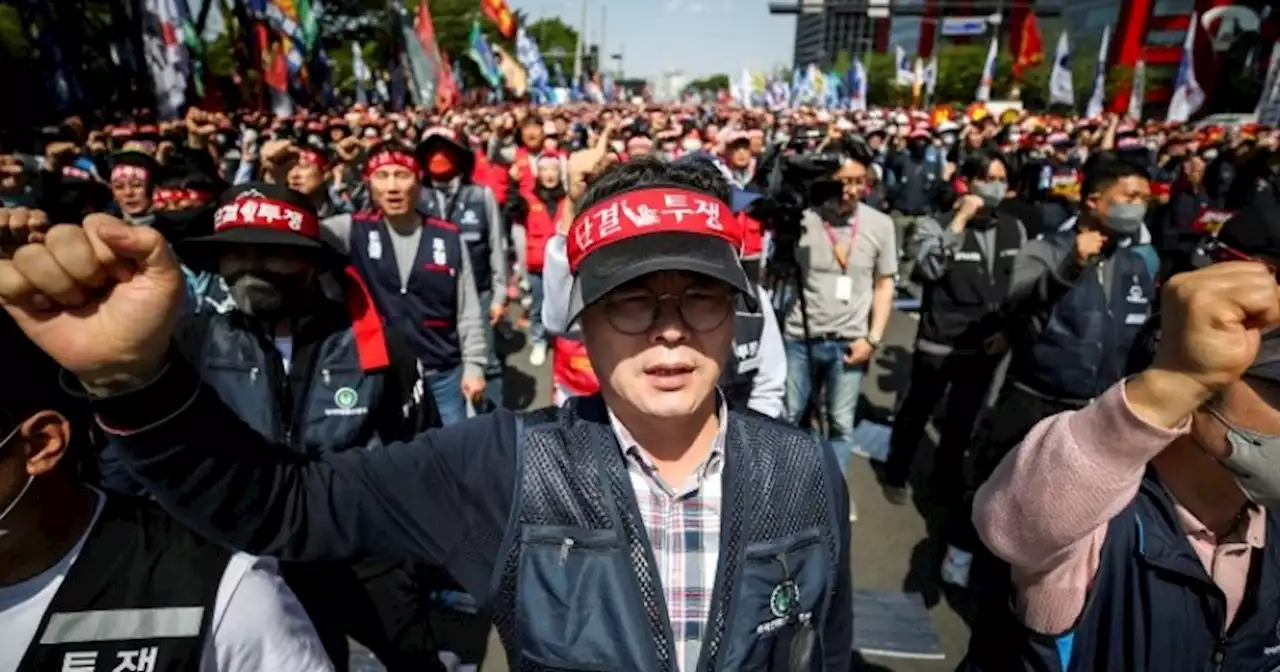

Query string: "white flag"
[[1257, 41, 1280, 126], [895, 45, 914, 87], [1085, 26, 1111, 118], [924, 56, 938, 98], [1049, 32, 1075, 107], [976, 36, 998, 102], [1167, 11, 1206, 123], [352, 42, 371, 106], [141, 0, 190, 119], [1127, 60, 1146, 122], [850, 60, 868, 112]]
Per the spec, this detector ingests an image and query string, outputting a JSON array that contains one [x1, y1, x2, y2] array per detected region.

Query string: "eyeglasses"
[[601, 287, 734, 335]]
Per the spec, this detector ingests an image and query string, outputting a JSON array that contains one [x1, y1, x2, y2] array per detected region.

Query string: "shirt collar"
[[1174, 501, 1267, 550], [608, 392, 728, 464]]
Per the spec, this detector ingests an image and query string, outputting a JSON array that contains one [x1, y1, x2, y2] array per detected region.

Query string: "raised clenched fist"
[[1074, 228, 1108, 266], [0, 215, 184, 392], [1127, 262, 1280, 429]]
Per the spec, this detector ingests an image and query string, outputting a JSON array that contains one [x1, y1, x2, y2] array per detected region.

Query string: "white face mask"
[[0, 424, 31, 540], [681, 138, 703, 152]]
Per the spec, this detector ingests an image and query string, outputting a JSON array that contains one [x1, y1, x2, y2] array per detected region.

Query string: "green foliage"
[[830, 50, 853, 77], [0, 4, 29, 57], [685, 74, 731, 93]]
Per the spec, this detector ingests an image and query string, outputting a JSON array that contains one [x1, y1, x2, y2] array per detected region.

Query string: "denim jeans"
[[426, 365, 467, 426], [784, 338, 866, 476], [477, 289, 505, 410], [528, 273, 546, 345]]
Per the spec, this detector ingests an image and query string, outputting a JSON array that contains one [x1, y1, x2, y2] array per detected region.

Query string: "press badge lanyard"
[[823, 213, 859, 303]]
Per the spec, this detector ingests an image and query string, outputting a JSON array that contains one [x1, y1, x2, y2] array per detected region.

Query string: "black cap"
[[1217, 204, 1280, 261], [183, 183, 327, 251]]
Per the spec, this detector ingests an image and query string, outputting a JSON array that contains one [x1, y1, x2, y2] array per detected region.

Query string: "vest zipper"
[[559, 537, 575, 566]]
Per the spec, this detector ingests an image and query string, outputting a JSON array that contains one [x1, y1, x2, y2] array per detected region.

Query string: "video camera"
[[744, 134, 873, 263]]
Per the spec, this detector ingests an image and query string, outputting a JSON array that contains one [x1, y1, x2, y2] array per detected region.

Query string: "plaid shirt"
[[610, 403, 727, 672]]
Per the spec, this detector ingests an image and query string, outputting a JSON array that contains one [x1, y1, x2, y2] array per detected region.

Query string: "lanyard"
[[822, 213, 859, 272]]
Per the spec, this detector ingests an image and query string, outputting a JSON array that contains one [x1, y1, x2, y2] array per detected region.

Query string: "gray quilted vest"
[[490, 395, 844, 671]]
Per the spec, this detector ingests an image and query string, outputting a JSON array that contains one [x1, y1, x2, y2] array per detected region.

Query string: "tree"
[[525, 17, 578, 74], [831, 50, 853, 78], [684, 74, 730, 94]]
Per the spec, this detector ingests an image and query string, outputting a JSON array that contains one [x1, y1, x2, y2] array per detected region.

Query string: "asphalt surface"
[[359, 306, 973, 671]]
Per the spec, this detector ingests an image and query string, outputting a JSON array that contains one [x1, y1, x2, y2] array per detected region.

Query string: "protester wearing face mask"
[[322, 141, 488, 425], [946, 156, 1158, 588], [0, 312, 332, 672], [415, 128, 509, 412], [887, 126, 945, 265], [106, 182, 450, 671], [883, 152, 1026, 509], [964, 205, 1280, 671]]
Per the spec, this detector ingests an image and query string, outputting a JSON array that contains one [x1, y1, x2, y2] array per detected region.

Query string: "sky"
[[510, 0, 796, 79]]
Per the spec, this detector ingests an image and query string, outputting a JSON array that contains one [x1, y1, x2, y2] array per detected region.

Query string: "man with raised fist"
[[965, 205, 1280, 671]]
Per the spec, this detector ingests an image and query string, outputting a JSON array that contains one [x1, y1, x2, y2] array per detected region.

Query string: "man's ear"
[[20, 411, 71, 477]]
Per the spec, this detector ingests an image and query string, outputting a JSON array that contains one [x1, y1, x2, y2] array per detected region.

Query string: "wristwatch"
[[866, 335, 882, 349]]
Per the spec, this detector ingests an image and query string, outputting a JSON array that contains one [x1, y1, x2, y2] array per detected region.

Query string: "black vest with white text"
[[420, 184, 494, 295], [18, 496, 229, 672]]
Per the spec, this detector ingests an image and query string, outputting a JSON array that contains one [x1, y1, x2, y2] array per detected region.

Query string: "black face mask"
[[908, 141, 928, 158], [225, 269, 314, 322]]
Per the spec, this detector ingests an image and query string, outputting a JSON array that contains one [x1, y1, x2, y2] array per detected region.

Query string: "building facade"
[[770, 0, 891, 69]]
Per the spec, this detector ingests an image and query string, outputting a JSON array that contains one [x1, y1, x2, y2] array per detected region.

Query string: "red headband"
[[296, 149, 327, 168], [567, 188, 741, 273], [111, 165, 150, 183], [153, 187, 215, 206], [364, 150, 420, 179], [213, 196, 320, 239]]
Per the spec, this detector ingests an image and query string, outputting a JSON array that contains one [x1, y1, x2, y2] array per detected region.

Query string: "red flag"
[[1013, 12, 1044, 80], [416, 0, 438, 48], [481, 0, 517, 40], [437, 51, 461, 110]]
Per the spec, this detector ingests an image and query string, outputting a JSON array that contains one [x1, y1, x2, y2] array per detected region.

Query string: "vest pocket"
[[516, 525, 632, 670], [723, 527, 830, 670]]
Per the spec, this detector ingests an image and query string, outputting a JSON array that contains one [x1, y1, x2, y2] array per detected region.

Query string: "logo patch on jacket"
[[461, 210, 479, 225], [326, 386, 369, 417]]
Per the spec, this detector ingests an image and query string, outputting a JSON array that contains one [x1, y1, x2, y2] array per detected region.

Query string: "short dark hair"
[[959, 151, 1008, 183], [1081, 151, 1151, 200], [579, 156, 732, 212]]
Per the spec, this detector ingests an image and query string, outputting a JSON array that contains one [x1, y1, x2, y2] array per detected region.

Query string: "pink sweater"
[[973, 381, 1267, 634]]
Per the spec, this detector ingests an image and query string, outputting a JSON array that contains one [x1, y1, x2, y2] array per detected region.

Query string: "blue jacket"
[[967, 471, 1280, 672], [97, 363, 854, 671], [100, 295, 438, 493], [1007, 231, 1155, 401]]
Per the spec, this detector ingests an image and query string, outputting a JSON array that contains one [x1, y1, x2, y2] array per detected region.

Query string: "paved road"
[[359, 307, 974, 671]]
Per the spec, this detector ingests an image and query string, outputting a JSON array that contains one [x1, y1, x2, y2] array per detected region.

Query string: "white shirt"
[[0, 490, 333, 672]]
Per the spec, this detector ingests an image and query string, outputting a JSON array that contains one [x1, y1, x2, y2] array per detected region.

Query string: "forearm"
[[868, 277, 894, 340], [748, 290, 787, 418], [487, 194, 508, 301], [973, 380, 1187, 573], [456, 251, 487, 379], [92, 359, 453, 565], [540, 234, 577, 335], [913, 218, 963, 282]]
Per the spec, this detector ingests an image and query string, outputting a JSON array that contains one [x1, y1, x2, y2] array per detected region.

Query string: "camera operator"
[[882, 151, 1026, 507], [964, 205, 1280, 671], [783, 143, 898, 482]]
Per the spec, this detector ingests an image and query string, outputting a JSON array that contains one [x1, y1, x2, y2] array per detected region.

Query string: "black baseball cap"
[[183, 182, 326, 251], [564, 185, 755, 325]]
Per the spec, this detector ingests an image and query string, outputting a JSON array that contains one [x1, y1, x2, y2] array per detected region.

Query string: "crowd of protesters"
[[0, 98, 1277, 672]]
